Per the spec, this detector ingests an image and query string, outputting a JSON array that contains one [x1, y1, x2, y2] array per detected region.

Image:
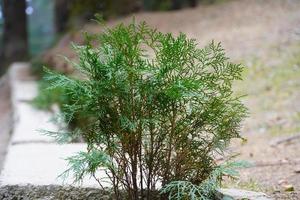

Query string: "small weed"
[[222, 178, 264, 192]]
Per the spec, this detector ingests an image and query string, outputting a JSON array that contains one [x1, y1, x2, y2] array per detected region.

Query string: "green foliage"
[[60, 150, 112, 184], [32, 70, 89, 132], [160, 161, 250, 200], [45, 21, 247, 199], [32, 78, 66, 110]]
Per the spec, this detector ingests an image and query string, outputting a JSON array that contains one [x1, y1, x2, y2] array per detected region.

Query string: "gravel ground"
[[0, 185, 111, 200]]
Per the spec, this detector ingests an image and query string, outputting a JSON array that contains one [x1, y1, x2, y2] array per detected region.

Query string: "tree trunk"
[[188, 0, 198, 7], [2, 0, 28, 64], [54, 0, 70, 33], [171, 0, 182, 10]]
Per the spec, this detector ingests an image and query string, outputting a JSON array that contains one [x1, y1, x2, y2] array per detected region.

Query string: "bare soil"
[[42, 0, 300, 199]]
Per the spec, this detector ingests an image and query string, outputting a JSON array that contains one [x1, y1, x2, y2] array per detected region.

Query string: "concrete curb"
[[216, 188, 272, 200], [0, 63, 103, 199]]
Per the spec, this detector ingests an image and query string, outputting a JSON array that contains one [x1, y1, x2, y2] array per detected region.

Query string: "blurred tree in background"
[[56, 0, 207, 31], [29, 0, 54, 55], [0, 0, 54, 75], [61, 0, 141, 30], [0, 1, 3, 75], [0, 0, 28, 74], [54, 0, 69, 33], [0, 1, 3, 50], [0, 0, 221, 75]]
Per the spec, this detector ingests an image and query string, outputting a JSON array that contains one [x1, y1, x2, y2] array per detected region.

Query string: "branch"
[[270, 133, 300, 146]]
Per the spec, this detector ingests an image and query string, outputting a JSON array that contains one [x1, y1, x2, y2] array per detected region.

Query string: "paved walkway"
[[0, 63, 103, 188]]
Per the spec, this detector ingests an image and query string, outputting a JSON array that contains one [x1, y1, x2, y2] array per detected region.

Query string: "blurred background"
[[0, 0, 300, 199]]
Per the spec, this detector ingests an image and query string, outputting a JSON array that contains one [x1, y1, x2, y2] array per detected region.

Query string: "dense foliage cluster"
[[46, 21, 247, 199]]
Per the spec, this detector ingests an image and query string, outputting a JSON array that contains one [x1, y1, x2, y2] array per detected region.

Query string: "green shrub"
[[32, 75, 88, 133], [32, 78, 66, 110], [46, 21, 247, 199]]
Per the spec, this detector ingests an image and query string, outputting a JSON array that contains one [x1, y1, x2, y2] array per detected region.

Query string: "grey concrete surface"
[[11, 102, 56, 144], [0, 63, 108, 189], [216, 188, 272, 200], [0, 143, 107, 187]]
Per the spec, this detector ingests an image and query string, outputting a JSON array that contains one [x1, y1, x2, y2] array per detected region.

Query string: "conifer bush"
[[46, 21, 247, 199]]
